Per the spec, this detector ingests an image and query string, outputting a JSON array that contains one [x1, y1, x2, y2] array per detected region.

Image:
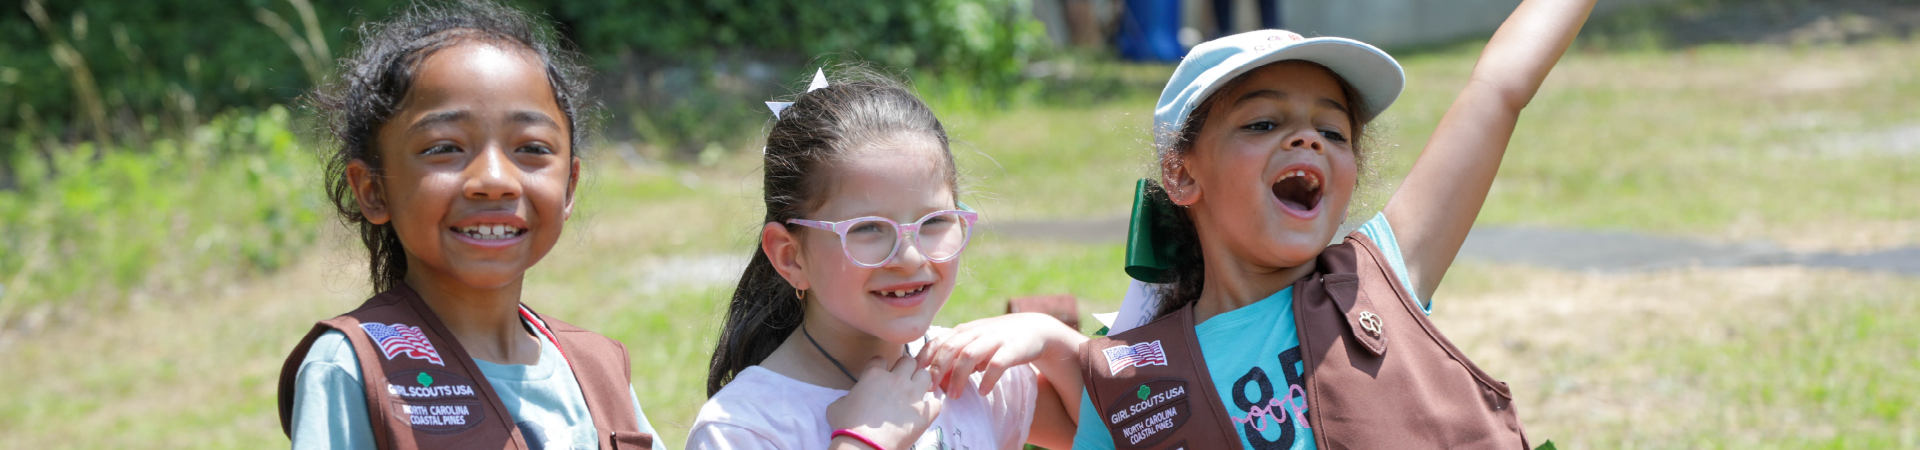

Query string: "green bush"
[[547, 0, 1048, 94], [533, 0, 1054, 156], [0, 0, 1054, 316], [0, 106, 324, 320], [0, 0, 394, 143], [0, 0, 1051, 160]]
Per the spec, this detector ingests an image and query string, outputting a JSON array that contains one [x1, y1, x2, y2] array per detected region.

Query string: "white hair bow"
[[766, 68, 829, 120]]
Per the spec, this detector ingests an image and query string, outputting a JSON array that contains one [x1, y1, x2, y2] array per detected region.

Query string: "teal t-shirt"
[[289, 318, 665, 450], [1072, 213, 1424, 449]]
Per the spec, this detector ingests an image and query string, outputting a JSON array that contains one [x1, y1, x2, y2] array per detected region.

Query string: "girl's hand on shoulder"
[[920, 312, 1088, 396], [825, 354, 942, 450]]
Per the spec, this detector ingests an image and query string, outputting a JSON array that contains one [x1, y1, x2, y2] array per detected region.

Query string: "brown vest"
[[1081, 232, 1528, 449], [276, 285, 655, 450]]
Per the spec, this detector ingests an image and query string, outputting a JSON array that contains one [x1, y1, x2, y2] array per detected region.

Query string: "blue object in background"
[[1117, 0, 1187, 62], [1213, 0, 1285, 37]]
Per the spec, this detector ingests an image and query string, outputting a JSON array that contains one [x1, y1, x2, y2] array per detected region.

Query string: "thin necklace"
[[800, 325, 915, 384]]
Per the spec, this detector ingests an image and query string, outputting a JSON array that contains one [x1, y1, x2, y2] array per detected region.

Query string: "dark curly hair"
[[307, 0, 593, 293]]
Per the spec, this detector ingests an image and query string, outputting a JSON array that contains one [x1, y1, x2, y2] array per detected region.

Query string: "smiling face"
[[1172, 60, 1360, 272], [353, 40, 576, 290], [789, 139, 960, 344]]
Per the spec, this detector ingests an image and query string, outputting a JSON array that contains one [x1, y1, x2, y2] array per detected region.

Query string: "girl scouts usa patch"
[[385, 370, 484, 434], [1105, 378, 1191, 447], [361, 322, 445, 366]]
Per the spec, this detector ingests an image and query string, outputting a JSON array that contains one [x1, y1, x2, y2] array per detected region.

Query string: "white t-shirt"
[[687, 335, 1038, 450]]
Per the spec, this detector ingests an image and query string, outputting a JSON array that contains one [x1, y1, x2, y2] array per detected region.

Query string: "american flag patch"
[[360, 322, 444, 366], [1103, 340, 1169, 375]]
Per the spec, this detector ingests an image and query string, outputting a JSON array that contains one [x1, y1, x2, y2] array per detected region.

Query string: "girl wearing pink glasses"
[[688, 65, 1087, 450]]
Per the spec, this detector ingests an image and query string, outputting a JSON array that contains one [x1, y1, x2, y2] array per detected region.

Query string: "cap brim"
[[1187, 37, 1405, 123]]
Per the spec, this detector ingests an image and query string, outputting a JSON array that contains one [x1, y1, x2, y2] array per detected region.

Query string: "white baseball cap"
[[1153, 29, 1405, 150]]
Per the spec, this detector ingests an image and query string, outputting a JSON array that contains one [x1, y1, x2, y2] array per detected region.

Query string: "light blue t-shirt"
[[289, 319, 665, 450], [1072, 213, 1424, 449]]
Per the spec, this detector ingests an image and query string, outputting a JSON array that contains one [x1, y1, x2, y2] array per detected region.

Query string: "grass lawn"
[[2, 34, 1916, 448], [1386, 39, 1920, 250], [1434, 263, 1920, 448]]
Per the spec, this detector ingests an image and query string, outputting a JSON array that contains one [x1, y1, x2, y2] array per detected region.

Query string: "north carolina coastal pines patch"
[[360, 322, 445, 366], [1103, 340, 1170, 375], [385, 370, 485, 434], [1105, 378, 1192, 447]]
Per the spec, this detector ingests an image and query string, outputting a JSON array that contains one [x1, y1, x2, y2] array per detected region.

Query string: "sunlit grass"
[[1373, 39, 1920, 241], [1431, 262, 1920, 448], [2, 31, 1917, 449], [0, 106, 325, 327]]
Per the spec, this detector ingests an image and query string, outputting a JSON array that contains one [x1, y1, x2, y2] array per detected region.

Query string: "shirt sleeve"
[[630, 385, 668, 450], [684, 423, 783, 450], [982, 364, 1039, 448], [1355, 212, 1432, 314], [1070, 391, 1117, 450], [289, 330, 378, 450]]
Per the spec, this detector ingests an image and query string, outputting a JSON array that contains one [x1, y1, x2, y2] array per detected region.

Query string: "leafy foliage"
[[546, 0, 1048, 94], [0, 106, 323, 317], [0, 0, 1050, 158], [541, 0, 1052, 156], [0, 0, 1053, 318], [0, 0, 393, 142]]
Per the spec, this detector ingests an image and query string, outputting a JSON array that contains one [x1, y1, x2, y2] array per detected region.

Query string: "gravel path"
[[986, 217, 1920, 275]]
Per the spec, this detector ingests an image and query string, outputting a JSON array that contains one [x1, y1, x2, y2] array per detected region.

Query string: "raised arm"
[[1384, 0, 1596, 301]]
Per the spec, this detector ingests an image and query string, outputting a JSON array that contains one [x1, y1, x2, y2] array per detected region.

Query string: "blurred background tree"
[[0, 0, 1052, 166], [0, 0, 1061, 328]]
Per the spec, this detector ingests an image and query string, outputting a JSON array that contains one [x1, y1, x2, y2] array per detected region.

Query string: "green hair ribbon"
[[1124, 178, 1183, 283]]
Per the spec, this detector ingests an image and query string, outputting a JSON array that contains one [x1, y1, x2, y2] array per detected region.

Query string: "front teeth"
[[459, 224, 524, 240], [1283, 170, 1322, 190], [879, 287, 926, 298]]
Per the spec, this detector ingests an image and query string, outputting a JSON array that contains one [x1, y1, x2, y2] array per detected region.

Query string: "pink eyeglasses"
[[787, 210, 979, 268]]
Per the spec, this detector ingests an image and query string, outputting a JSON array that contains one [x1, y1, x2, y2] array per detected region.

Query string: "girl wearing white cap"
[[1075, 0, 1596, 449]]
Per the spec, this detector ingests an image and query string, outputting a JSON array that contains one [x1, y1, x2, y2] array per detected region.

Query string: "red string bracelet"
[[831, 429, 887, 450]]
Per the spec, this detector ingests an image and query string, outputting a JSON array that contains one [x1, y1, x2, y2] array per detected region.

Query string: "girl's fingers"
[[939, 347, 972, 394], [924, 335, 957, 394], [861, 356, 891, 380], [921, 365, 943, 395], [919, 338, 944, 392], [918, 335, 946, 372], [915, 335, 939, 368], [891, 354, 918, 376], [976, 353, 1021, 396], [910, 357, 936, 384], [971, 343, 999, 373], [946, 342, 994, 394], [919, 327, 966, 368], [929, 332, 976, 376], [922, 391, 945, 422]]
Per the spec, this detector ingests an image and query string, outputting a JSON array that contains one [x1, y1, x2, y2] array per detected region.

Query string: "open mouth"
[[1272, 169, 1323, 213], [873, 285, 930, 299], [453, 224, 527, 241]]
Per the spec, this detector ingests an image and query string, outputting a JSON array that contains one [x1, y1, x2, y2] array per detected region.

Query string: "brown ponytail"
[[706, 64, 955, 396]]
